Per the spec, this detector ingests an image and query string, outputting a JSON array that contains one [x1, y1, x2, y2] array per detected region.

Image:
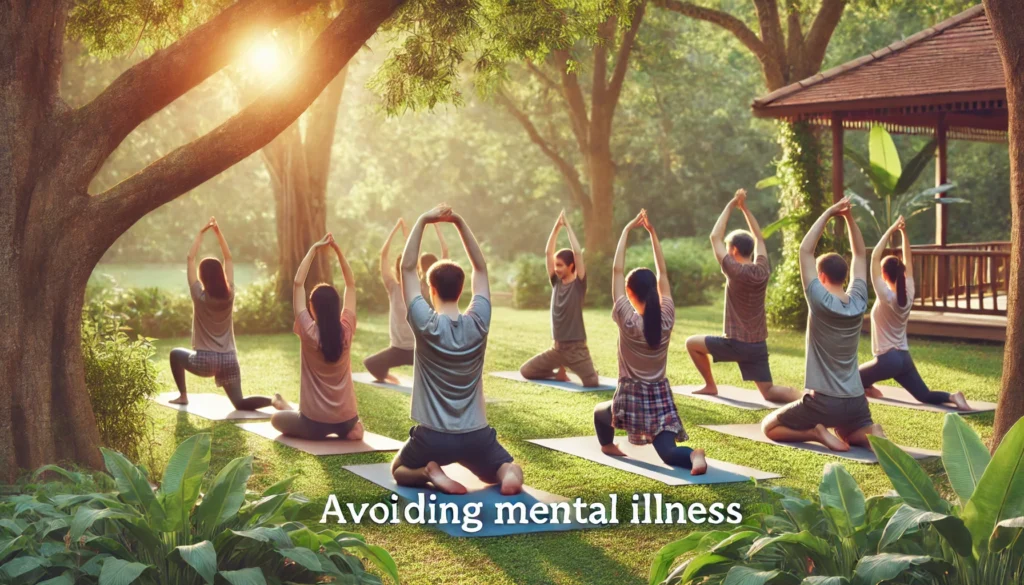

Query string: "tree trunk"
[[984, 0, 1024, 447], [586, 145, 617, 255]]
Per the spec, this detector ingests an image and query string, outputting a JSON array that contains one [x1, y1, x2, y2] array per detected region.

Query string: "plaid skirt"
[[612, 378, 687, 446], [188, 350, 241, 388]]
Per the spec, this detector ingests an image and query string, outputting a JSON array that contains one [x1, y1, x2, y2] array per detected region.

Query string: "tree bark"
[[984, 0, 1024, 448]]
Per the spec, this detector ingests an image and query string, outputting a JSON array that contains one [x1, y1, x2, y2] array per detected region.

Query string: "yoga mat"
[[672, 385, 784, 411], [343, 463, 600, 537], [701, 424, 940, 464], [152, 392, 274, 421], [352, 372, 502, 403], [238, 422, 403, 455], [867, 385, 996, 415], [528, 436, 780, 486], [490, 371, 617, 392]]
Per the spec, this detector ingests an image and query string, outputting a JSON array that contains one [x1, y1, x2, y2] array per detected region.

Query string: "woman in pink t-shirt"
[[271, 233, 364, 441]]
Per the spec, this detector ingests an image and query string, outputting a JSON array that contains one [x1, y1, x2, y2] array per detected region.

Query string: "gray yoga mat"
[[239, 422, 404, 455], [528, 436, 780, 486], [868, 385, 996, 415], [352, 372, 502, 403], [490, 371, 617, 392], [672, 385, 786, 411], [343, 463, 600, 537], [701, 424, 940, 464], [152, 392, 274, 421]]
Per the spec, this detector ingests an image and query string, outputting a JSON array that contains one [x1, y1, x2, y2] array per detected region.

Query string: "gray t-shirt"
[[871, 277, 915, 356], [387, 280, 416, 350], [804, 278, 869, 397], [190, 281, 235, 353], [407, 295, 490, 433], [550, 275, 587, 342], [612, 295, 675, 383]]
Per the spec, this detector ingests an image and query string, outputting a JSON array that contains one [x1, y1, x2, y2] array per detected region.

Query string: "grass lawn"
[[143, 302, 1003, 585]]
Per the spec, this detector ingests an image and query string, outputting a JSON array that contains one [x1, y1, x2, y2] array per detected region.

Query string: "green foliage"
[[512, 255, 552, 309], [0, 434, 399, 585], [651, 414, 1024, 585], [232, 278, 293, 335]]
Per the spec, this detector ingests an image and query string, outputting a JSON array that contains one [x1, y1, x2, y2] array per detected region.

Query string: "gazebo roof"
[[752, 5, 1006, 142]]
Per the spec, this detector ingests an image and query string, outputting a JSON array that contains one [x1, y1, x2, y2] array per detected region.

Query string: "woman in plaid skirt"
[[593, 210, 707, 475], [168, 218, 275, 411]]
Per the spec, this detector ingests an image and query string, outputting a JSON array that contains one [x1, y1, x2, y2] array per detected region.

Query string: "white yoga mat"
[[152, 392, 274, 421], [490, 371, 617, 392], [238, 422, 403, 455], [672, 385, 785, 411], [867, 385, 996, 415], [701, 424, 940, 464], [528, 436, 780, 486]]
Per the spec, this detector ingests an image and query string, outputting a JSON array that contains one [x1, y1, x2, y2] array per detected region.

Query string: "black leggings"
[[271, 411, 359, 440], [593, 401, 693, 468], [363, 346, 415, 381], [169, 348, 272, 411], [859, 349, 951, 405]]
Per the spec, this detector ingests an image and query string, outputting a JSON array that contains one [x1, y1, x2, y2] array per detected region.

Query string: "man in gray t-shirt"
[[390, 205, 524, 497], [761, 197, 886, 453]]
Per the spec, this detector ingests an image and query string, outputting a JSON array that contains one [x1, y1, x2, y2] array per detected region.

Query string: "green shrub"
[[81, 303, 160, 462], [512, 255, 552, 309], [0, 434, 400, 585], [233, 276, 293, 334], [649, 414, 1024, 585]]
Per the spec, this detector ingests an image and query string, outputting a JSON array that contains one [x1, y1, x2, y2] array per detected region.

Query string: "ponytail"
[[626, 268, 662, 349], [310, 284, 344, 363], [896, 270, 907, 308], [881, 256, 908, 308]]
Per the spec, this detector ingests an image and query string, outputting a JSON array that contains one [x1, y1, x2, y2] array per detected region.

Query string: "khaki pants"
[[520, 340, 600, 387]]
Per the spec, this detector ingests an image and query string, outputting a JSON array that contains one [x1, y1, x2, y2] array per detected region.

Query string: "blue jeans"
[[593, 401, 693, 468], [859, 349, 950, 405]]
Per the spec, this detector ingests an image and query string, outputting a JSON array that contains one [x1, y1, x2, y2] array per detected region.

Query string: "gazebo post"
[[935, 112, 949, 246], [832, 113, 845, 242]]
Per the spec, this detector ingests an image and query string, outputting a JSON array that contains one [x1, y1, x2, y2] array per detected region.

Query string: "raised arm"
[[735, 190, 766, 261], [563, 213, 586, 280], [402, 206, 448, 305], [187, 219, 213, 288], [872, 218, 902, 296], [613, 211, 645, 302], [710, 193, 738, 263], [449, 211, 489, 300], [209, 218, 234, 286], [434, 223, 450, 260], [329, 234, 356, 315], [293, 234, 331, 319], [642, 210, 670, 297], [844, 203, 868, 287], [898, 216, 912, 276], [380, 218, 405, 289], [800, 198, 848, 290], [545, 213, 563, 276]]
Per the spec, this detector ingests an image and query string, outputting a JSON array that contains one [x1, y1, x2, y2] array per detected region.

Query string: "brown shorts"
[[774, 392, 874, 438], [520, 340, 599, 386]]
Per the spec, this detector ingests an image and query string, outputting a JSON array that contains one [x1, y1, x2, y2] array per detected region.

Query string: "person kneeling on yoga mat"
[[363, 218, 416, 384], [390, 205, 523, 496], [169, 218, 275, 411], [595, 209, 708, 475], [519, 209, 600, 386], [860, 217, 969, 410], [270, 234, 365, 441], [761, 197, 885, 452]]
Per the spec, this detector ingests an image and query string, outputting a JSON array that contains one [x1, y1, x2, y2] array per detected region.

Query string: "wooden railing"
[[879, 242, 1010, 316]]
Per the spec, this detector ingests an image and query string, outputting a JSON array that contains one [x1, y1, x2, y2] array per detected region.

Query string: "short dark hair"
[[554, 248, 576, 272], [816, 253, 849, 285], [725, 230, 755, 259], [419, 253, 439, 274], [427, 260, 465, 302]]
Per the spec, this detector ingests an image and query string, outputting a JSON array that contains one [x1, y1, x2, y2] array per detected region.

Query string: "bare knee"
[[761, 414, 781, 436], [685, 335, 707, 353]]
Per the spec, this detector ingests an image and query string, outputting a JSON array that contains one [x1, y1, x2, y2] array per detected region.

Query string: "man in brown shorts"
[[686, 189, 799, 403], [519, 210, 600, 386]]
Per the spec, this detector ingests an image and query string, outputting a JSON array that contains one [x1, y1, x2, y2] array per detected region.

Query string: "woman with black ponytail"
[[593, 210, 707, 475], [859, 217, 970, 409], [271, 233, 366, 440]]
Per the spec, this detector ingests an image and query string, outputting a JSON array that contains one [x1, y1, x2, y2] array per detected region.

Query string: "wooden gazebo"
[[752, 4, 1009, 341]]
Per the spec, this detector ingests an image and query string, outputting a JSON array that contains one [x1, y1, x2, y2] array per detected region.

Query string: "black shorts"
[[775, 392, 875, 438], [395, 425, 514, 483], [705, 336, 772, 383]]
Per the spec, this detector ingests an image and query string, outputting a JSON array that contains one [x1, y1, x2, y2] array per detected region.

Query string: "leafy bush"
[[0, 434, 399, 585], [233, 277, 293, 334], [81, 304, 160, 462], [650, 414, 1024, 585], [512, 255, 552, 309]]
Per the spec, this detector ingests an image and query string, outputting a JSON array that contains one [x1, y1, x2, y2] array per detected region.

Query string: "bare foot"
[[601, 443, 627, 457], [813, 424, 850, 452], [692, 385, 719, 396], [499, 463, 524, 496], [345, 421, 365, 441], [425, 461, 467, 495], [272, 393, 293, 411], [554, 367, 571, 383], [864, 385, 883, 399], [689, 449, 707, 476], [168, 394, 188, 405], [950, 392, 970, 411], [384, 374, 401, 385]]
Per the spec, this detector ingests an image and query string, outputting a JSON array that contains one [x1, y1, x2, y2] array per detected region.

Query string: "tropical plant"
[[649, 414, 1024, 585], [0, 434, 400, 585]]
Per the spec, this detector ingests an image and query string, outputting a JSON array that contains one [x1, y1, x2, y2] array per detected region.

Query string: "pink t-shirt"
[[294, 308, 358, 424]]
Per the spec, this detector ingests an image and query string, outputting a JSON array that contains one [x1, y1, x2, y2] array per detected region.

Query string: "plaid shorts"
[[187, 350, 241, 388], [612, 378, 687, 446]]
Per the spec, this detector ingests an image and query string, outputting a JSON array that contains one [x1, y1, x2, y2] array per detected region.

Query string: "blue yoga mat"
[[490, 371, 617, 392], [343, 463, 603, 537]]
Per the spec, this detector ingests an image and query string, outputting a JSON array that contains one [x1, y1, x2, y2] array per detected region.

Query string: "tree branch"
[[592, 14, 615, 101], [752, 0, 787, 75], [605, 1, 646, 119], [305, 67, 348, 196], [89, 0, 404, 243], [551, 50, 590, 157], [803, 0, 847, 74], [526, 61, 560, 93]]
